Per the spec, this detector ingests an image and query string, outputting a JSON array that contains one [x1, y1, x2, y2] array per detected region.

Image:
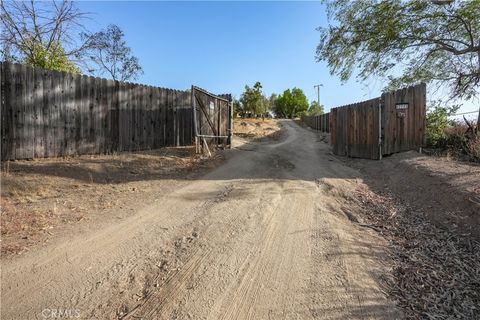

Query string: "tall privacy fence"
[[0, 62, 232, 161], [303, 83, 426, 160]]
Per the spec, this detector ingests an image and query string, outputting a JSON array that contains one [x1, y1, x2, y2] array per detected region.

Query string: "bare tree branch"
[[0, 0, 91, 66]]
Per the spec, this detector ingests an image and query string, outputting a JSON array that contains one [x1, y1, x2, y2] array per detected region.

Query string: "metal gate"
[[191, 86, 232, 154]]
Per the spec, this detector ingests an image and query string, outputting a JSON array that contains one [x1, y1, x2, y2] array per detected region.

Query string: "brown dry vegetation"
[[0, 148, 223, 255], [443, 123, 480, 162], [425, 122, 480, 163], [342, 151, 480, 319], [355, 183, 480, 320]]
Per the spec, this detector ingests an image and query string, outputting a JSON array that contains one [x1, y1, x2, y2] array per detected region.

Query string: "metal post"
[[191, 85, 198, 153], [378, 100, 383, 160], [228, 96, 233, 148]]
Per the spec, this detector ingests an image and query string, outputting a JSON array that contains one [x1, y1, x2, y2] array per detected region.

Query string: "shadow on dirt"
[[2, 120, 478, 238]]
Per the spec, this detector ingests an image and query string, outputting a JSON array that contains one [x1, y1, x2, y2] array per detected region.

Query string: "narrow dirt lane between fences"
[[1, 120, 400, 319]]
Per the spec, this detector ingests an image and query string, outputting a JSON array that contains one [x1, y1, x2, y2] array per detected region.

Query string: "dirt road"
[[1, 120, 399, 319]]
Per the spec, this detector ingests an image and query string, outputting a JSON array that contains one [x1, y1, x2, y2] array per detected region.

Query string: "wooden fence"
[[330, 97, 382, 159], [303, 83, 426, 160], [301, 113, 330, 132], [330, 83, 426, 159], [381, 84, 427, 156], [0, 62, 231, 161]]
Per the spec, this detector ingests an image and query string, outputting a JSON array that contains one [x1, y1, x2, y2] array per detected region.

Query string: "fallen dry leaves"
[[355, 185, 480, 319]]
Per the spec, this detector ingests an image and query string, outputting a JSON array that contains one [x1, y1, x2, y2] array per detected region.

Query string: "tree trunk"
[[477, 105, 480, 134], [477, 40, 480, 133]]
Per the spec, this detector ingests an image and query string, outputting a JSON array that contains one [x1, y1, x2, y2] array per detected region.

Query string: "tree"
[[232, 99, 242, 118], [24, 41, 80, 73], [84, 24, 143, 81], [307, 101, 324, 116], [269, 93, 278, 112], [426, 103, 459, 147], [262, 95, 270, 119], [274, 88, 309, 118], [273, 90, 290, 118], [240, 81, 265, 117], [0, 0, 89, 70], [291, 88, 309, 117], [316, 0, 480, 127], [267, 94, 279, 117]]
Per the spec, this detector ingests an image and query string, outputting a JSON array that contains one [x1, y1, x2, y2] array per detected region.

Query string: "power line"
[[449, 110, 478, 116]]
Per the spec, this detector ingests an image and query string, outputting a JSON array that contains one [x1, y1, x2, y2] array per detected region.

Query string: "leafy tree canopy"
[[274, 88, 309, 118], [269, 93, 278, 106], [316, 0, 480, 101], [426, 103, 459, 147], [24, 40, 80, 73], [306, 101, 325, 116], [1, 0, 89, 70], [240, 82, 267, 116], [84, 24, 143, 81]]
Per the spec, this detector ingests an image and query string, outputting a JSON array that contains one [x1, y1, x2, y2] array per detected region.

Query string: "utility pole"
[[314, 84, 323, 105]]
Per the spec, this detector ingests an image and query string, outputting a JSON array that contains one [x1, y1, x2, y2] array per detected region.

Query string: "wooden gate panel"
[[192, 86, 232, 150], [329, 83, 426, 159], [381, 84, 426, 155], [330, 98, 380, 159]]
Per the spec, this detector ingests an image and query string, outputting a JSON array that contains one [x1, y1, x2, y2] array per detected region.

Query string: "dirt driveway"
[[1, 120, 399, 319]]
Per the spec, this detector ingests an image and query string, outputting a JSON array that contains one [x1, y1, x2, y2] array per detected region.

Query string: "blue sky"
[[77, 1, 478, 115]]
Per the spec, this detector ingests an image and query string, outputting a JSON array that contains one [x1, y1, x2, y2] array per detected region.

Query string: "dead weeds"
[[0, 147, 224, 256]]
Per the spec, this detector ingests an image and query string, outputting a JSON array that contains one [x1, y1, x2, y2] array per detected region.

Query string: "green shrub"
[[425, 105, 458, 148]]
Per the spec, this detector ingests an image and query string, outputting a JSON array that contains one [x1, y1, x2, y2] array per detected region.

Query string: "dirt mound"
[[233, 118, 283, 140]]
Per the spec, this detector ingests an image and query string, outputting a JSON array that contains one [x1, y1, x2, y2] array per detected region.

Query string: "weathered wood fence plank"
[[301, 113, 330, 133], [303, 84, 426, 160], [1, 62, 232, 160]]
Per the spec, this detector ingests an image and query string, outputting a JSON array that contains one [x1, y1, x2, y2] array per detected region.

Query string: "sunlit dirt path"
[[1, 120, 399, 319]]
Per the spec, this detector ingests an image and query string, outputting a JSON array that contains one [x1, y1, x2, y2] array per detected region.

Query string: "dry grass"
[[0, 197, 52, 254], [0, 147, 223, 255]]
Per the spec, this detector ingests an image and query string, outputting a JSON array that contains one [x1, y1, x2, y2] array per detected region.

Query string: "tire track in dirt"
[[215, 185, 314, 320], [2, 120, 400, 319], [126, 182, 284, 319]]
